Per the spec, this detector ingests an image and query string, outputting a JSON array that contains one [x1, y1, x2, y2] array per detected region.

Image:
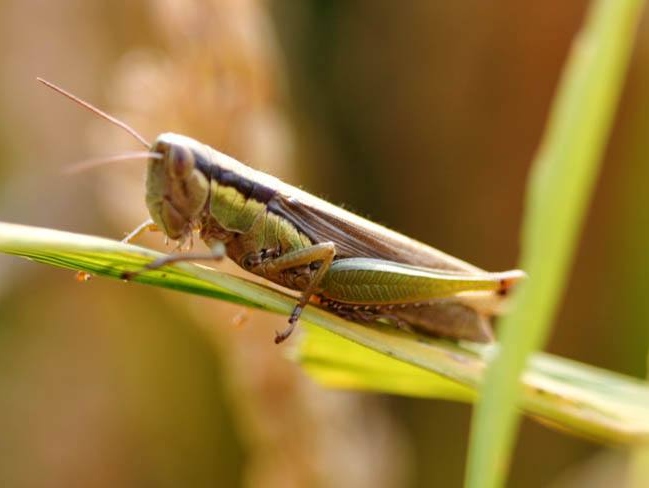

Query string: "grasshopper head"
[[146, 133, 210, 241]]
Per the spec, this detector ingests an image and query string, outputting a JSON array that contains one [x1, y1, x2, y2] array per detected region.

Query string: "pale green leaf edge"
[[1, 221, 648, 446]]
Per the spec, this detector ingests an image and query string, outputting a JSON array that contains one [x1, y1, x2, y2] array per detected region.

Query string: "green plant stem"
[[1, 222, 649, 446], [465, 1, 646, 487]]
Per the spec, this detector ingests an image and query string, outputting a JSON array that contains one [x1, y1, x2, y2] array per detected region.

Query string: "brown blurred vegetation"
[[0, 1, 647, 486]]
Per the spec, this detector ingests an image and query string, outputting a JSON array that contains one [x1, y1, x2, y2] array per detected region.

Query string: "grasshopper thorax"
[[146, 133, 211, 242]]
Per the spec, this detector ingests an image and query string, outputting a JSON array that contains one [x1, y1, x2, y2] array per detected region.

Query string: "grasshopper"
[[39, 78, 524, 344]]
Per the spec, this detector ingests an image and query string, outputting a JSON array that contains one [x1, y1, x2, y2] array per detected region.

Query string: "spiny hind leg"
[[251, 242, 336, 343], [320, 298, 494, 343]]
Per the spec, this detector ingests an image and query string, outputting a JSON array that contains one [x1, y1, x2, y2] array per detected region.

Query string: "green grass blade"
[[466, 1, 647, 487], [1, 221, 649, 445], [299, 325, 649, 445]]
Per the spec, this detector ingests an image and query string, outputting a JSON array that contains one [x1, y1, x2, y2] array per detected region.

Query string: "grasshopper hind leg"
[[274, 307, 301, 344], [248, 242, 336, 344], [399, 301, 494, 343], [321, 298, 495, 343], [394, 299, 494, 343]]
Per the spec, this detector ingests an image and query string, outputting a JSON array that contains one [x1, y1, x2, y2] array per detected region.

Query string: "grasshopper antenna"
[[37, 77, 150, 149], [63, 151, 163, 174]]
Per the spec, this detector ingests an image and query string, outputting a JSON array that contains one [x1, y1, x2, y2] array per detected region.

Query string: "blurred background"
[[0, 1, 647, 486]]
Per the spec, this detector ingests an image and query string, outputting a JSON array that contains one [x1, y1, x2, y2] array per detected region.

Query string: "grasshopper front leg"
[[75, 219, 161, 282], [248, 242, 336, 343], [120, 243, 226, 280], [121, 218, 159, 244]]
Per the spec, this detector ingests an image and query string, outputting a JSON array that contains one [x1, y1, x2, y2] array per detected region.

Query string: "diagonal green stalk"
[[1, 221, 649, 446], [466, 1, 646, 487]]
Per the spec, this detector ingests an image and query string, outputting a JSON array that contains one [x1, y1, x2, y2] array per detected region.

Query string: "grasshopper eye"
[[169, 145, 195, 178]]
